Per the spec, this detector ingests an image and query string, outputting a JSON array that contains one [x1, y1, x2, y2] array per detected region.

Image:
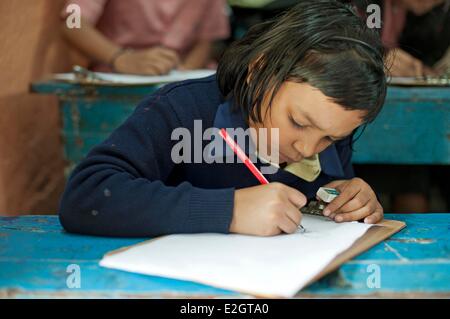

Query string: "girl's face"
[[250, 81, 366, 164]]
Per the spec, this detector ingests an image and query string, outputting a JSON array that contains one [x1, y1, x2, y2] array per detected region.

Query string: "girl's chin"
[[258, 152, 296, 165], [278, 153, 291, 164]]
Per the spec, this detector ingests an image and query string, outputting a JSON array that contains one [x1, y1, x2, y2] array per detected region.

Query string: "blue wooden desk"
[[0, 214, 449, 298], [31, 81, 450, 175]]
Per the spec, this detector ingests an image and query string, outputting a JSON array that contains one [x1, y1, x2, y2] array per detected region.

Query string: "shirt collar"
[[212, 100, 346, 178]]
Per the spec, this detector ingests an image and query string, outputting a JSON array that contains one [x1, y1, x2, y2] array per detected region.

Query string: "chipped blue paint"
[[0, 214, 449, 298]]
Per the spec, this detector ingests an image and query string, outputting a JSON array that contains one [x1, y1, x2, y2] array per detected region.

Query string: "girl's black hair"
[[217, 0, 387, 125]]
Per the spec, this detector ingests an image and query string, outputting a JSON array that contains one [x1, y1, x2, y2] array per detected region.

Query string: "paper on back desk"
[[53, 70, 215, 84], [99, 215, 373, 297]]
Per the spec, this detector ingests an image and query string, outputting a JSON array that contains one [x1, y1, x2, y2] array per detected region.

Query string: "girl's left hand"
[[320, 178, 384, 224]]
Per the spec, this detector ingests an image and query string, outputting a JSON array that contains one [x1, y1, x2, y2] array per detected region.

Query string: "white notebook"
[[99, 215, 374, 297]]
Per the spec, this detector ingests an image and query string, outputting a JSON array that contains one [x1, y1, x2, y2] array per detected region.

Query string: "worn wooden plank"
[[0, 214, 449, 298]]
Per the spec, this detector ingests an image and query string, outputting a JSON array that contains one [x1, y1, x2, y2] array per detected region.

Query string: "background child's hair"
[[217, 0, 387, 125]]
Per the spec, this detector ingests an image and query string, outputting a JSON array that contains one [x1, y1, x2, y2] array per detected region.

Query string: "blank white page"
[[100, 215, 373, 297]]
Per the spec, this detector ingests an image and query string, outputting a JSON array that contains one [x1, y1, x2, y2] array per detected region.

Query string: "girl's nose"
[[293, 139, 320, 159], [301, 145, 317, 159]]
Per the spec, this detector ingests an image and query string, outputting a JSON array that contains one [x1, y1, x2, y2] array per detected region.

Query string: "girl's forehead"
[[276, 82, 334, 110]]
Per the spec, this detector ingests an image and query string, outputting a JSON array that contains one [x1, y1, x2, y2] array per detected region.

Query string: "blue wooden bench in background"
[[0, 213, 449, 298]]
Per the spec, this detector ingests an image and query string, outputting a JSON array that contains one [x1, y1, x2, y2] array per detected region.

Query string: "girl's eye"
[[289, 116, 304, 129]]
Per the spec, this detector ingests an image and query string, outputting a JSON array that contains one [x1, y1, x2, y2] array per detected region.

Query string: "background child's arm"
[[61, 16, 179, 75]]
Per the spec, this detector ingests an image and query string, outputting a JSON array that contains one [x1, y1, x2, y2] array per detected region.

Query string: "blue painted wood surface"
[[352, 87, 450, 164], [31, 81, 450, 172], [1, 214, 449, 298]]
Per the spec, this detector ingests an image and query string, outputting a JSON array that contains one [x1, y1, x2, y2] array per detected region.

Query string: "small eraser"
[[316, 187, 340, 203]]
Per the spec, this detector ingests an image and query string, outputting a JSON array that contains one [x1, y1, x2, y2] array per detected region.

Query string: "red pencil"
[[219, 128, 269, 184], [218, 128, 305, 232]]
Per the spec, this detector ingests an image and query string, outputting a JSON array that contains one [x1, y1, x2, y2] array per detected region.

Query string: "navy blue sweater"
[[59, 75, 355, 237]]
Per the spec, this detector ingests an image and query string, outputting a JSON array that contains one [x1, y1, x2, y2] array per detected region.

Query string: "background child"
[[61, 0, 230, 74], [351, 0, 450, 213], [352, 0, 449, 77]]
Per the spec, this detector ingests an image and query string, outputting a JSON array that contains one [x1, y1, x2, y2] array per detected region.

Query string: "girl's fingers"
[[323, 183, 359, 216], [285, 186, 307, 209], [277, 214, 299, 234], [285, 203, 303, 227], [364, 204, 384, 224], [334, 201, 375, 223], [321, 180, 344, 189], [334, 192, 371, 215], [321, 178, 380, 223]]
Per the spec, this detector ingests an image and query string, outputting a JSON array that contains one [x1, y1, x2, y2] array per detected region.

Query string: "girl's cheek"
[[284, 134, 299, 152]]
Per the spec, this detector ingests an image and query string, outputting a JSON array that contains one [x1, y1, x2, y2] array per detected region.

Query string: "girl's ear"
[[246, 54, 265, 85]]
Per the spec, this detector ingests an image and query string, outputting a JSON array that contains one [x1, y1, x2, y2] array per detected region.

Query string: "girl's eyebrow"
[[298, 110, 326, 130]]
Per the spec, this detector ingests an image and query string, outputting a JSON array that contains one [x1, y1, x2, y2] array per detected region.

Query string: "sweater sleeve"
[[58, 94, 235, 237]]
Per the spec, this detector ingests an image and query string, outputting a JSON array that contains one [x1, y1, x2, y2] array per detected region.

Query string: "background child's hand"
[[114, 46, 180, 75], [230, 182, 307, 236], [387, 49, 437, 77], [321, 178, 384, 224]]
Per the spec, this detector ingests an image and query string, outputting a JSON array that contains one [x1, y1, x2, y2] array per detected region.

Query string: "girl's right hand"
[[113, 47, 180, 75], [230, 182, 307, 236]]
